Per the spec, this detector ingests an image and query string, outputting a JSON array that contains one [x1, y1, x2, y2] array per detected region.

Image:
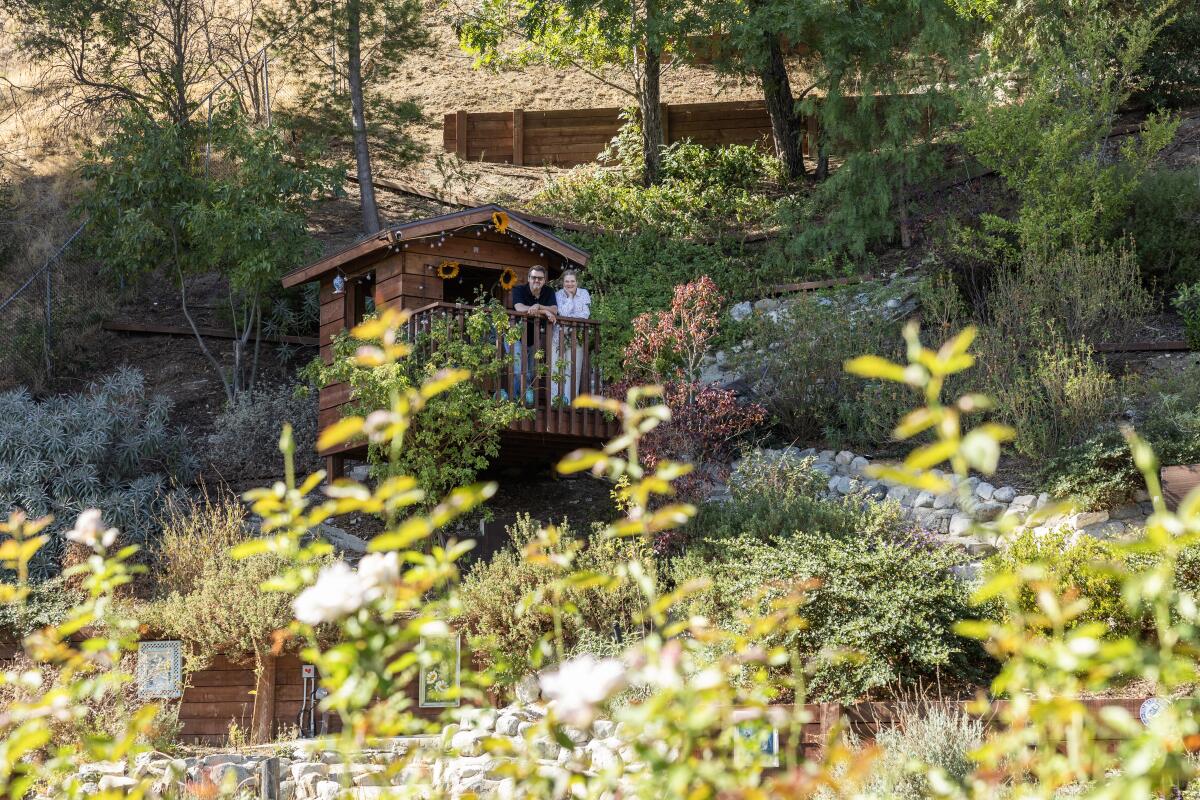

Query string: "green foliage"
[[673, 523, 984, 702], [0, 575, 81, 639], [960, 4, 1179, 252], [530, 143, 781, 239], [1042, 364, 1200, 508], [303, 304, 530, 499], [206, 383, 321, 481], [990, 337, 1117, 460], [1173, 283, 1200, 350], [729, 294, 910, 446], [0, 368, 194, 581], [561, 229, 754, 377], [455, 514, 655, 685], [984, 527, 1133, 634], [264, 0, 427, 168], [78, 105, 338, 400], [842, 705, 985, 800], [136, 492, 315, 667], [1125, 168, 1200, 289], [1136, 1, 1200, 107]]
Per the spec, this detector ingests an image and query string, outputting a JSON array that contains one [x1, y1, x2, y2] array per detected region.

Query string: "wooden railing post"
[[512, 108, 524, 166]]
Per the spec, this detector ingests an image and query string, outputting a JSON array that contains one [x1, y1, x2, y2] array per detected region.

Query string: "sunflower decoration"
[[499, 268, 518, 290], [436, 260, 460, 280], [492, 210, 510, 234]]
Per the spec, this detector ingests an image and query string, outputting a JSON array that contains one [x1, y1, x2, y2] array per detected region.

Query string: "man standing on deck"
[[509, 265, 557, 405]]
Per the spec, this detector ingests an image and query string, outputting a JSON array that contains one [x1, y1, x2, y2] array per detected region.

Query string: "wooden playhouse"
[[281, 205, 619, 476]]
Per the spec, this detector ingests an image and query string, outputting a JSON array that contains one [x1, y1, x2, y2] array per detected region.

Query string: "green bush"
[[672, 525, 983, 702], [1138, 4, 1200, 108], [1125, 168, 1200, 289], [983, 527, 1134, 634], [991, 337, 1117, 460], [206, 382, 321, 481], [729, 294, 910, 447], [1173, 283, 1200, 349], [136, 492, 315, 670], [455, 514, 656, 685], [0, 575, 82, 639], [0, 367, 195, 580], [530, 142, 781, 239], [839, 705, 985, 800], [677, 457, 986, 701], [304, 304, 530, 500]]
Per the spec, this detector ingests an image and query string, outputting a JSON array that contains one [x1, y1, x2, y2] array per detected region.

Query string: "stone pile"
[[727, 447, 1151, 558], [61, 681, 630, 800]]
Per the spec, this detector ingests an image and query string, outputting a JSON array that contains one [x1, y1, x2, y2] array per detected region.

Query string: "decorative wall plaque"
[[418, 633, 461, 708], [136, 640, 183, 699]]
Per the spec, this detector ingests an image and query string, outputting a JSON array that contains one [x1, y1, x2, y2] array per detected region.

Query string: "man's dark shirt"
[[511, 283, 557, 344]]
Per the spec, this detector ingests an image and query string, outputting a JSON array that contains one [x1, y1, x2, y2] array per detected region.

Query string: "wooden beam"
[[1094, 340, 1190, 353], [512, 108, 524, 166], [103, 321, 318, 346], [660, 102, 670, 145], [456, 110, 468, 159]]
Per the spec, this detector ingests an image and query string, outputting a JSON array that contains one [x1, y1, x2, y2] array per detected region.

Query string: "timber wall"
[[443, 100, 809, 167]]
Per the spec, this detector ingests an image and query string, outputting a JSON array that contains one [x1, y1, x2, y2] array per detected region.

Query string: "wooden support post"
[[455, 110, 468, 159], [660, 102, 670, 145], [805, 113, 818, 158], [817, 702, 841, 759], [250, 653, 277, 745], [512, 108, 524, 166], [326, 454, 346, 481], [259, 757, 280, 800]]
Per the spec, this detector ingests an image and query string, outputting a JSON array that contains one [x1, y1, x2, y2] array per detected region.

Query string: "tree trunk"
[[759, 33, 805, 180], [250, 649, 277, 745], [638, 46, 664, 187], [346, 0, 381, 234]]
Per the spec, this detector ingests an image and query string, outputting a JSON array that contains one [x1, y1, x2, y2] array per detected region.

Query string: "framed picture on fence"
[[418, 633, 461, 708], [136, 640, 183, 699]]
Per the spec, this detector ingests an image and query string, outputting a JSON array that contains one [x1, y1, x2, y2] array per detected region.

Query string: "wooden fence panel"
[[444, 99, 806, 167]]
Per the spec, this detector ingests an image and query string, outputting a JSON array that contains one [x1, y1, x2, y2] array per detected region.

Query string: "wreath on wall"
[[499, 268, 518, 290], [436, 261, 460, 280]]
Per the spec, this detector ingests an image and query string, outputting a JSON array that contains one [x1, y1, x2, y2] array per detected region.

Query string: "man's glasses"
[[529, 276, 545, 282]]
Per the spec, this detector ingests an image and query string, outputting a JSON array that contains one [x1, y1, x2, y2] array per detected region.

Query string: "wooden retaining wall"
[[443, 100, 810, 167]]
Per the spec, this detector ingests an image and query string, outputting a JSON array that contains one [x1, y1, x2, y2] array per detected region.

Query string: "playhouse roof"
[[281, 204, 590, 289]]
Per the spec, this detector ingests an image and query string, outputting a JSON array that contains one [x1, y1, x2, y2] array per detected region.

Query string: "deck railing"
[[406, 302, 613, 439]]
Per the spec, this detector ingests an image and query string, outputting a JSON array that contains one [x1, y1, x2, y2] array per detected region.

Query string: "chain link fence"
[[0, 221, 117, 392]]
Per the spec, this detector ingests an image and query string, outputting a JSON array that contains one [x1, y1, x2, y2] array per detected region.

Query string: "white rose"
[[65, 509, 118, 550], [292, 562, 369, 625], [539, 655, 626, 727], [357, 552, 400, 599]]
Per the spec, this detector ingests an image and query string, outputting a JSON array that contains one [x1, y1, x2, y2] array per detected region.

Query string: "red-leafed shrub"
[[624, 274, 723, 385]]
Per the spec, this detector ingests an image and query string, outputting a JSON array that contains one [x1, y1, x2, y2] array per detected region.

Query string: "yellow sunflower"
[[436, 260, 460, 280], [499, 268, 518, 290], [492, 210, 510, 234]]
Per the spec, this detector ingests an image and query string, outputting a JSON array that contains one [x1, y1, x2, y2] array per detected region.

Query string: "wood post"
[[817, 702, 841, 759], [805, 113, 818, 158], [660, 102, 670, 145], [259, 757, 280, 800], [250, 653, 277, 745], [512, 108, 524, 166], [455, 110, 468, 159], [326, 454, 346, 481]]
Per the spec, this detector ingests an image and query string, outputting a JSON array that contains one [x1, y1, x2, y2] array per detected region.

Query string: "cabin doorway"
[[442, 265, 503, 306]]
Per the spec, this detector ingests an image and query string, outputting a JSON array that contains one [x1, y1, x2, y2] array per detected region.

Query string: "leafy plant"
[[455, 514, 655, 685], [1173, 283, 1200, 350], [1125, 167, 1200, 289], [0, 368, 194, 581], [206, 382, 321, 481], [303, 303, 530, 500]]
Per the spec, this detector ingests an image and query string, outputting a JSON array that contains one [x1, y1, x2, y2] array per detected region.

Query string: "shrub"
[[990, 337, 1118, 460], [730, 294, 909, 447], [623, 275, 723, 384], [1173, 283, 1200, 350], [983, 527, 1135, 634], [136, 492, 316, 672], [530, 142, 781, 239], [1125, 168, 1200, 289], [0, 575, 82, 639], [455, 514, 656, 686], [206, 382, 320, 481], [0, 367, 195, 580], [672, 523, 985, 702], [304, 304, 530, 500], [845, 704, 986, 800]]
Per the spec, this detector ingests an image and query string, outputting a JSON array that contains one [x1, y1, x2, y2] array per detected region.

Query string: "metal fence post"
[[43, 265, 52, 378]]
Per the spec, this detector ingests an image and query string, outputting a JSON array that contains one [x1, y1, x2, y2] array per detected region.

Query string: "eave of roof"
[[281, 204, 590, 288]]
